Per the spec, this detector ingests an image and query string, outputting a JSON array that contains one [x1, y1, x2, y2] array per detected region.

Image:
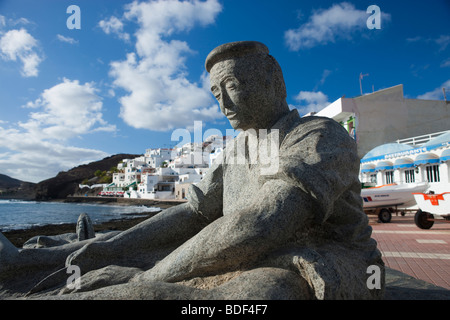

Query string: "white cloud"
[[98, 16, 130, 41], [320, 69, 331, 84], [417, 80, 450, 100], [106, 0, 223, 132], [24, 78, 116, 139], [0, 129, 108, 183], [0, 15, 32, 29], [285, 2, 389, 50], [435, 35, 450, 52], [56, 34, 78, 45], [0, 28, 43, 77], [406, 36, 422, 43], [0, 123, 110, 183], [441, 58, 450, 68], [407, 35, 450, 52], [0, 79, 115, 182], [291, 90, 330, 115]]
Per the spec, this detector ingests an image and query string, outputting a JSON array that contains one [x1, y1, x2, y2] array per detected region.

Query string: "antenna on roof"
[[359, 73, 369, 95]]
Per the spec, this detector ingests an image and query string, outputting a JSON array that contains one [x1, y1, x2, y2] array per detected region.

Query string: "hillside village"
[[88, 135, 226, 200]]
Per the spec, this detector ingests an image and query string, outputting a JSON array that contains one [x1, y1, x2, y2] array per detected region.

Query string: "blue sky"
[[0, 0, 449, 183]]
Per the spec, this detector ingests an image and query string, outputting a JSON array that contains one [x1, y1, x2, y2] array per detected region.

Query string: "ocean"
[[0, 199, 161, 232]]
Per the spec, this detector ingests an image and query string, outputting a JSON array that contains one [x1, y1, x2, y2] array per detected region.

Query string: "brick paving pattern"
[[369, 213, 450, 290]]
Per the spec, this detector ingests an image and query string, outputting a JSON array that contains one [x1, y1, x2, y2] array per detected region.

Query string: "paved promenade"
[[369, 212, 450, 290]]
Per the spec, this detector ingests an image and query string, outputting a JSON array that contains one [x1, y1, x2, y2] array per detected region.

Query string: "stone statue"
[[0, 41, 385, 300], [76, 213, 96, 241]]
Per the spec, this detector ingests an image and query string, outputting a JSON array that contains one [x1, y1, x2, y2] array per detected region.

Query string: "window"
[[426, 164, 440, 182], [385, 170, 394, 184], [369, 174, 377, 184], [404, 169, 415, 183]]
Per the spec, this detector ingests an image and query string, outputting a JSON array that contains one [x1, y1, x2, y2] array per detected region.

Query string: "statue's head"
[[206, 41, 289, 131]]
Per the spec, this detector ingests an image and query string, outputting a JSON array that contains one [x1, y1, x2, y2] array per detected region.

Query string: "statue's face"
[[210, 58, 275, 131]]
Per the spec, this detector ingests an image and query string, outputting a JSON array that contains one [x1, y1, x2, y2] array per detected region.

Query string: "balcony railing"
[[396, 130, 450, 147]]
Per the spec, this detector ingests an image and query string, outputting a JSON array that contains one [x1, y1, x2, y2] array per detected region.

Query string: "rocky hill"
[[34, 154, 139, 200], [0, 174, 24, 189], [0, 174, 36, 200]]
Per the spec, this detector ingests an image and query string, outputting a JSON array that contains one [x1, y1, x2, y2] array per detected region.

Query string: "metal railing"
[[396, 130, 450, 147]]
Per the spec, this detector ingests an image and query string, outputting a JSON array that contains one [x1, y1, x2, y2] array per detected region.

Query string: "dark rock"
[[34, 154, 139, 200], [385, 267, 450, 300]]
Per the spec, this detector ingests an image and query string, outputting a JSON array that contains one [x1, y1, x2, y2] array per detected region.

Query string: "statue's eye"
[[226, 81, 237, 91], [211, 87, 221, 99]]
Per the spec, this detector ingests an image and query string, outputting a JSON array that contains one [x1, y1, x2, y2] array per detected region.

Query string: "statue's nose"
[[221, 91, 235, 113]]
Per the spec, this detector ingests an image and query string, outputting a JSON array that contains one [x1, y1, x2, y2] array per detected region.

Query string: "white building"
[[169, 152, 209, 169], [312, 83, 449, 207], [130, 167, 206, 200], [145, 148, 172, 168], [103, 137, 229, 200], [315, 84, 450, 159], [360, 131, 450, 194], [112, 172, 126, 187], [117, 159, 130, 170]]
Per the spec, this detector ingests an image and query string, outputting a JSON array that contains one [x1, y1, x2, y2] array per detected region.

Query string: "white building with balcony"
[[310, 84, 449, 213], [360, 131, 450, 194], [145, 148, 173, 168], [314, 84, 450, 159], [130, 167, 206, 200]]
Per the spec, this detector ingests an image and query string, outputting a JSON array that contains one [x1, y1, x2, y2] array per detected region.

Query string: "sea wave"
[[0, 201, 163, 232], [0, 199, 39, 205]]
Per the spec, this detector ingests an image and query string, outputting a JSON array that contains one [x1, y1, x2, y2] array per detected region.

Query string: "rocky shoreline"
[[3, 215, 149, 248], [63, 195, 187, 208], [2, 197, 184, 248]]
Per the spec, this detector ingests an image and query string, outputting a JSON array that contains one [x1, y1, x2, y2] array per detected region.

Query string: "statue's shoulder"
[[291, 115, 347, 136], [282, 114, 356, 153]]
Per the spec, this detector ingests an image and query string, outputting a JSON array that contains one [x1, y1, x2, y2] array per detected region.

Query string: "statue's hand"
[[65, 241, 110, 275], [60, 265, 143, 295]]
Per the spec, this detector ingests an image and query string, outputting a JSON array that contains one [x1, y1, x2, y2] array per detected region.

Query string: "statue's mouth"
[[226, 112, 237, 120]]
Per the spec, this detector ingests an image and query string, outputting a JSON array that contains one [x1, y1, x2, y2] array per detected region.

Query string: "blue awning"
[[440, 149, 450, 162], [414, 153, 440, 166], [375, 161, 393, 171], [393, 158, 414, 169], [362, 143, 414, 161], [361, 164, 375, 173], [422, 132, 450, 148]]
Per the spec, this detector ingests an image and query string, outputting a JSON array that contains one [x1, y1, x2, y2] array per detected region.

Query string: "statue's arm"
[[109, 157, 224, 250], [134, 117, 359, 282], [66, 159, 224, 271], [104, 202, 209, 250], [135, 178, 313, 283]]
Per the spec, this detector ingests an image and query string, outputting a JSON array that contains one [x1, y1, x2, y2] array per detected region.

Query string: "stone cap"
[[205, 41, 269, 72]]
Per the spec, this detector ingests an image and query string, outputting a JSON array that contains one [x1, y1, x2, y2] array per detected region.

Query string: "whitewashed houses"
[[102, 141, 221, 200]]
